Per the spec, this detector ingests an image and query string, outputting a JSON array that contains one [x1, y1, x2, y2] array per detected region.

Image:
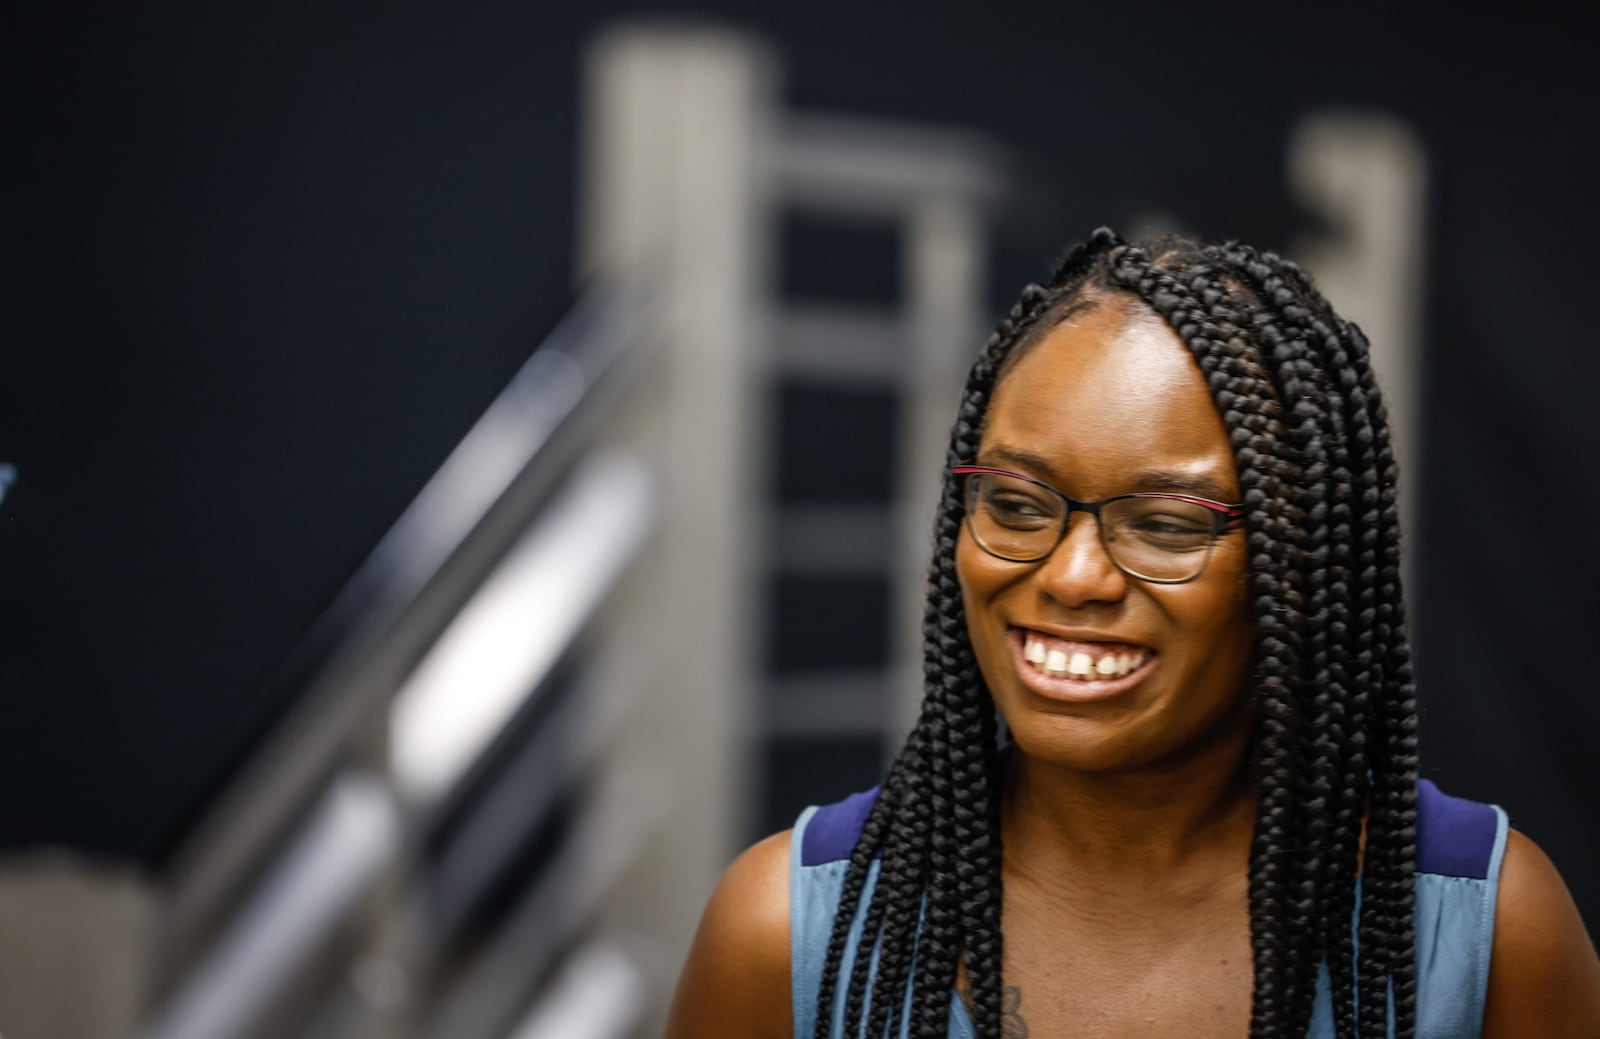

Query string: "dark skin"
[[664, 297, 1600, 1038]]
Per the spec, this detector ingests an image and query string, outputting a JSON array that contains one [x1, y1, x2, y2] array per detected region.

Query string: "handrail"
[[143, 773, 400, 1039], [390, 450, 655, 812], [156, 277, 657, 978], [417, 794, 660, 1039], [143, 450, 657, 1039], [506, 943, 646, 1039]]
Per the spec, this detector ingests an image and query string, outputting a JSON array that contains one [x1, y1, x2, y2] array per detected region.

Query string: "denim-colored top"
[[791, 781, 1506, 1039]]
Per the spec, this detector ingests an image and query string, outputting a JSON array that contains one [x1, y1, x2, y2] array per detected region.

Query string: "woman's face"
[[956, 296, 1255, 774]]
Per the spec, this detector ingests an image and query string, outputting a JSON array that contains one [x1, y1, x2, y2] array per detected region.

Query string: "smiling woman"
[[663, 230, 1600, 1039]]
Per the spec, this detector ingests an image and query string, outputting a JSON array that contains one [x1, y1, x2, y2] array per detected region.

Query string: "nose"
[[1033, 511, 1129, 607]]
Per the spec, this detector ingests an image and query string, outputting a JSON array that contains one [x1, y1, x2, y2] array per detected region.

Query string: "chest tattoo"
[[958, 984, 1029, 1038]]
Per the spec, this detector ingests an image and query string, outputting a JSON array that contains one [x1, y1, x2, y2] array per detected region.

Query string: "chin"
[[1003, 713, 1153, 773], [1000, 694, 1251, 776]]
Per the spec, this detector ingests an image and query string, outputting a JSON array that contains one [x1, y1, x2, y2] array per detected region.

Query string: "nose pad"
[[1035, 512, 1129, 605]]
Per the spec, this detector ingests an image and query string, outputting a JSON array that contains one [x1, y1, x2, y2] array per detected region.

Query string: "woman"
[[664, 230, 1600, 1038]]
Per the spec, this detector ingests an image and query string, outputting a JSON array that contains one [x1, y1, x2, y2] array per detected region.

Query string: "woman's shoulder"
[[1413, 778, 1600, 1037], [662, 828, 794, 1039], [1480, 826, 1600, 1037]]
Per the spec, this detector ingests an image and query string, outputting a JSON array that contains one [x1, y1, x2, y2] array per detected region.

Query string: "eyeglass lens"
[[964, 471, 1217, 582]]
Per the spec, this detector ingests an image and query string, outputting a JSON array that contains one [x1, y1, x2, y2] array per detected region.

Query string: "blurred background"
[[4, 2, 1597, 1037]]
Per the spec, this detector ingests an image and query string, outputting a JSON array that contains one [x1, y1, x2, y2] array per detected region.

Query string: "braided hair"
[[813, 228, 1419, 1039]]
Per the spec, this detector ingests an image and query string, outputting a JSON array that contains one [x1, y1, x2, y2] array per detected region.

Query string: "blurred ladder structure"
[[760, 97, 1003, 815], [580, 23, 1005, 847], [578, 23, 1007, 1031]]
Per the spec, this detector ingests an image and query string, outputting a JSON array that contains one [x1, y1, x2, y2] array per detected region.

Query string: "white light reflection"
[[390, 451, 655, 807], [509, 943, 646, 1039], [144, 775, 400, 1039]]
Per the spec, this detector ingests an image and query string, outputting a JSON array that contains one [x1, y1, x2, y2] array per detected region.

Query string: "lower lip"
[[1008, 628, 1158, 703]]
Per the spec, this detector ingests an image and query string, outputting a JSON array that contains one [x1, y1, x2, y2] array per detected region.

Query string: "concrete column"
[[576, 21, 778, 1028]]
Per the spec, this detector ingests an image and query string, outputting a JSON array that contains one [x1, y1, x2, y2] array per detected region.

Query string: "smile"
[[1009, 627, 1157, 700]]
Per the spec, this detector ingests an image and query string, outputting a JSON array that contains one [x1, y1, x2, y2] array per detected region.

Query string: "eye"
[[982, 490, 1055, 529], [1132, 517, 1210, 544], [971, 475, 1059, 531], [1110, 500, 1214, 551]]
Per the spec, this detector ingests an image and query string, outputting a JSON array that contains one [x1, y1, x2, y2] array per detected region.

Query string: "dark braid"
[[1112, 247, 1315, 1033], [1217, 244, 1420, 1038], [1218, 244, 1375, 1039], [813, 228, 1418, 1039], [1344, 317, 1420, 1039]]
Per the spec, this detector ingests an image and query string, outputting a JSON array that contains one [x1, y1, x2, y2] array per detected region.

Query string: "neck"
[[1002, 724, 1257, 883]]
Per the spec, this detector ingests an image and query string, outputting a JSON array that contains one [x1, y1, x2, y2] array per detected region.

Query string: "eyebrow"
[[978, 445, 1238, 503], [1122, 470, 1238, 502], [982, 446, 1060, 479]]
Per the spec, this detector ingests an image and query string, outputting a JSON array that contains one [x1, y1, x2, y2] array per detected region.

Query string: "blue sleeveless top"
[[791, 780, 1507, 1039]]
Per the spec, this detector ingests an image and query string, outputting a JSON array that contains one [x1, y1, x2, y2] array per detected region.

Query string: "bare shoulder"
[[663, 828, 794, 1039], [1481, 828, 1600, 1039]]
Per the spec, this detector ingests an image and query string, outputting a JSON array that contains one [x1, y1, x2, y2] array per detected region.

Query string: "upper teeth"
[[1023, 634, 1148, 680]]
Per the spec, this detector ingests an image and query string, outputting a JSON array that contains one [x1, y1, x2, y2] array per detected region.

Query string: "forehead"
[[981, 300, 1238, 496]]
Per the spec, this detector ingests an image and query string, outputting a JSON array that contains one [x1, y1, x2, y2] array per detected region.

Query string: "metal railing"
[[140, 276, 663, 1039]]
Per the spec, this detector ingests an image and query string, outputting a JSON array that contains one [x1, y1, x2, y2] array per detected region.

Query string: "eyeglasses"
[[952, 465, 1244, 584]]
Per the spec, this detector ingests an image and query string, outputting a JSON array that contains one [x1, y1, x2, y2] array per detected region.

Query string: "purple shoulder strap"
[[799, 780, 1498, 878], [800, 787, 880, 867], [1414, 778, 1500, 879]]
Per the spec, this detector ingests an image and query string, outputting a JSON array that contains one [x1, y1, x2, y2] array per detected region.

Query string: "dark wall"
[[6, 1, 1596, 930]]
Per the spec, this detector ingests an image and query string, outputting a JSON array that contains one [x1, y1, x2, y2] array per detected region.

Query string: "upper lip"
[[1009, 623, 1156, 651]]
